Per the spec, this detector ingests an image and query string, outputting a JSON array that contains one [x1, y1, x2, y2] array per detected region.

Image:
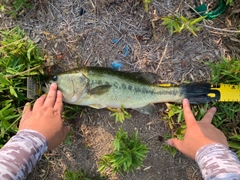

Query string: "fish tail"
[[180, 83, 220, 104]]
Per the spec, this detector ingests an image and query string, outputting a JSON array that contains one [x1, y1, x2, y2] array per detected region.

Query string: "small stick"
[[5, 65, 42, 79]]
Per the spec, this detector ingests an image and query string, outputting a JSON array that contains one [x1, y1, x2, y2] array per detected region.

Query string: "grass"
[[64, 169, 106, 180], [0, 26, 44, 147], [108, 105, 131, 123], [98, 128, 149, 175], [208, 58, 240, 157], [226, 0, 234, 5], [0, 0, 32, 18], [163, 58, 240, 158], [143, 0, 152, 12], [161, 15, 205, 36]]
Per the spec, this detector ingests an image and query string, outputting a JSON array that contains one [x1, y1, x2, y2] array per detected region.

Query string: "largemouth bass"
[[45, 67, 218, 115]]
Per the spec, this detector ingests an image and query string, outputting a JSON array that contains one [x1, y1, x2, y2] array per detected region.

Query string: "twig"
[[47, 1, 69, 26], [5, 65, 42, 79], [156, 41, 168, 72], [89, 0, 96, 15], [203, 24, 240, 33]]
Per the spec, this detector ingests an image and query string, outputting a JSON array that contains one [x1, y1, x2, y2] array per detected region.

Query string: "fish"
[[44, 66, 219, 115]]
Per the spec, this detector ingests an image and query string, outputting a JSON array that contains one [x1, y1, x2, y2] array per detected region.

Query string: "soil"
[[1, 0, 240, 179]]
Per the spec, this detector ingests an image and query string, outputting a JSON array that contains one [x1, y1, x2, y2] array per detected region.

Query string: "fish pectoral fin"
[[89, 104, 106, 109], [134, 104, 156, 115], [88, 85, 111, 95]]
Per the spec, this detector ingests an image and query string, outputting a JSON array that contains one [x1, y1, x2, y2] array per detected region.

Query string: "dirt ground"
[[1, 0, 240, 179]]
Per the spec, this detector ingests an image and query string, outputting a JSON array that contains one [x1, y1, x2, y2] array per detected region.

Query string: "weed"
[[64, 169, 107, 180], [164, 103, 208, 129], [109, 106, 131, 123], [161, 15, 205, 36], [207, 58, 240, 86], [0, 26, 43, 147], [162, 134, 178, 157], [64, 169, 90, 180], [98, 128, 149, 175], [226, 0, 233, 5], [143, 0, 152, 12], [63, 104, 84, 120], [166, 104, 184, 124], [0, 4, 4, 12], [229, 135, 240, 158]]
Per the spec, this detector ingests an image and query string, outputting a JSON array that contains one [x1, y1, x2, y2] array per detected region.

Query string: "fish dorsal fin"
[[131, 72, 160, 84], [89, 85, 111, 95], [134, 103, 156, 115]]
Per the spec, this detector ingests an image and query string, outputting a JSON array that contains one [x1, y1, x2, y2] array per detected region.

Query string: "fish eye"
[[52, 75, 58, 81]]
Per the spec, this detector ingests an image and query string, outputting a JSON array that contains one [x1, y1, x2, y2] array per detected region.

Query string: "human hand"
[[19, 83, 70, 150], [167, 98, 228, 160]]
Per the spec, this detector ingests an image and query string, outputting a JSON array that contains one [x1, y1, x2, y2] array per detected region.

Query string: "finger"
[[167, 138, 183, 150], [33, 94, 47, 110], [182, 98, 196, 127], [44, 83, 58, 107], [19, 103, 32, 128], [54, 90, 63, 113], [200, 107, 216, 124], [22, 102, 31, 116]]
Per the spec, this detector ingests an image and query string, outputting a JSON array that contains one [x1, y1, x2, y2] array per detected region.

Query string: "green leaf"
[[9, 86, 18, 97], [0, 26, 44, 147], [97, 128, 148, 174], [190, 16, 206, 25], [229, 141, 240, 150], [229, 135, 240, 141], [0, 75, 10, 86]]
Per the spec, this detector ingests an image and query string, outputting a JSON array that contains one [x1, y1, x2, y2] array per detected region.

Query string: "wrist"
[[195, 143, 228, 161], [17, 129, 48, 151]]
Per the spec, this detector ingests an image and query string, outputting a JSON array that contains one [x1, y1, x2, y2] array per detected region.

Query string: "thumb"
[[22, 103, 32, 118], [21, 103, 32, 123], [167, 138, 184, 151], [19, 103, 32, 130]]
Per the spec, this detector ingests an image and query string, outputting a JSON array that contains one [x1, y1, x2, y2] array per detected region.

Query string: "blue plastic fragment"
[[113, 38, 118, 43], [110, 61, 123, 70], [123, 46, 129, 57], [113, 38, 122, 44]]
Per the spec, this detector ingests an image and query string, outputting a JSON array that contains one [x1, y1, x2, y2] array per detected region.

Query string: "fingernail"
[[183, 98, 189, 104], [211, 107, 217, 113], [167, 139, 173, 146], [51, 82, 57, 87]]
